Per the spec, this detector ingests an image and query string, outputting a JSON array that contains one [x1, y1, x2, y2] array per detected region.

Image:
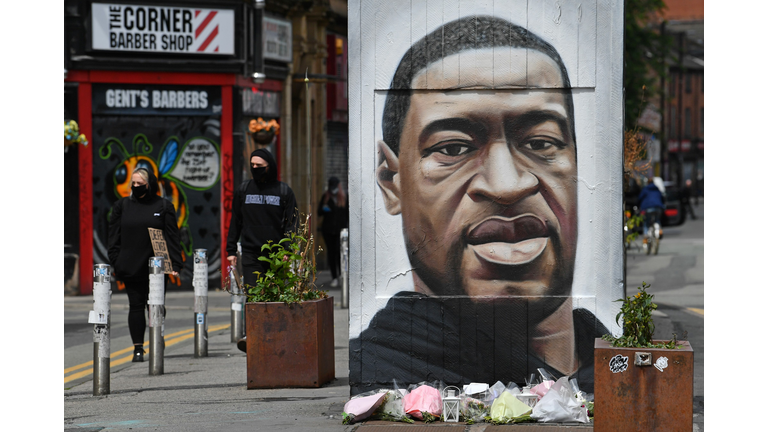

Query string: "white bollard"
[[341, 228, 349, 309], [230, 266, 245, 343], [90, 264, 112, 395], [148, 257, 165, 375], [193, 249, 208, 357], [230, 243, 245, 343]]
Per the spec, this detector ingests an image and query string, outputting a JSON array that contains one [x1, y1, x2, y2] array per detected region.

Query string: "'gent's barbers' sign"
[[92, 84, 222, 116], [91, 3, 234, 55]]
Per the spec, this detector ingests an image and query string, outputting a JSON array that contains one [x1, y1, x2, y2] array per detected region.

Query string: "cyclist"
[[637, 176, 665, 247]]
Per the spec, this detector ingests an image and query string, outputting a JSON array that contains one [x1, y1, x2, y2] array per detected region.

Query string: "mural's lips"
[[466, 214, 549, 265]]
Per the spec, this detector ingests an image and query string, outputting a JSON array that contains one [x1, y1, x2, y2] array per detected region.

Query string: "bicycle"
[[641, 208, 662, 255], [623, 207, 644, 252]]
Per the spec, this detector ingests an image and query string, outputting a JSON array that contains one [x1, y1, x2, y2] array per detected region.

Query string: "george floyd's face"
[[377, 48, 578, 304]]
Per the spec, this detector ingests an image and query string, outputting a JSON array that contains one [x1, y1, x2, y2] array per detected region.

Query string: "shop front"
[[64, 0, 285, 294]]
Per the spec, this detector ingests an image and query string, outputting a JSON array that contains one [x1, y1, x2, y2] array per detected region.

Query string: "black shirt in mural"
[[349, 291, 609, 395], [108, 194, 183, 281]]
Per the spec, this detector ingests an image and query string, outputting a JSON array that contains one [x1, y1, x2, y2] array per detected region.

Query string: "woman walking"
[[317, 177, 348, 287], [108, 167, 183, 362]]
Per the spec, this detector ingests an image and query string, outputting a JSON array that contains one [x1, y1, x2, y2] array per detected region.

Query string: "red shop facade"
[[64, 0, 290, 294]]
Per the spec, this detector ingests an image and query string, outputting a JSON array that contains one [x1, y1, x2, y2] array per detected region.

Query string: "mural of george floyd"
[[91, 84, 223, 290], [348, 0, 625, 395]]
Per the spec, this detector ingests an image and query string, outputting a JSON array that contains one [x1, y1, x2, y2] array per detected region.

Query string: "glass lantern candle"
[[442, 386, 462, 422]]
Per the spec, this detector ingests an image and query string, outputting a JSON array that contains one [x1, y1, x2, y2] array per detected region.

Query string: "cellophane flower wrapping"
[[370, 389, 412, 423], [461, 396, 489, 423], [530, 377, 589, 423], [342, 392, 386, 424], [402, 383, 442, 420], [490, 390, 533, 423]]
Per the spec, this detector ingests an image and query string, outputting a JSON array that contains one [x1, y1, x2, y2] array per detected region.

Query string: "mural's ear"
[[376, 140, 401, 215]]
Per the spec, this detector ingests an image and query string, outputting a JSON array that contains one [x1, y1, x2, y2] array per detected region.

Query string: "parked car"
[[661, 181, 686, 226]]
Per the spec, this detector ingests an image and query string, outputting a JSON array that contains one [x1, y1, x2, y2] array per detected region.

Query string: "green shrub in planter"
[[601, 282, 680, 349], [245, 213, 328, 304]]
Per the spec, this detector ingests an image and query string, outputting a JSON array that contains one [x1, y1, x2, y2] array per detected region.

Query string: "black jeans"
[[322, 231, 341, 279], [123, 276, 167, 346], [241, 254, 268, 290]]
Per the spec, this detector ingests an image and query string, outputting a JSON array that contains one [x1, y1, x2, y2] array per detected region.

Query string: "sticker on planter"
[[654, 356, 669, 372], [609, 355, 629, 373]]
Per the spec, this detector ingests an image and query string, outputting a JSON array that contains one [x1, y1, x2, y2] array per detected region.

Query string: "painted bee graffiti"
[[99, 133, 221, 286]]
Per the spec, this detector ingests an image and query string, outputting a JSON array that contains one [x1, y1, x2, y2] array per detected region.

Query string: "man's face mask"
[[251, 166, 267, 180]]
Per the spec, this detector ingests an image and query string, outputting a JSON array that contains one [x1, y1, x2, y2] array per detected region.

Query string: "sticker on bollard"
[[196, 313, 204, 325], [194, 269, 208, 296], [148, 274, 164, 305], [88, 311, 109, 324]]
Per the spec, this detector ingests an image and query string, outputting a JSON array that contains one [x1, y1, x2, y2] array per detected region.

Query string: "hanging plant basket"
[[252, 130, 275, 144], [64, 120, 89, 148]]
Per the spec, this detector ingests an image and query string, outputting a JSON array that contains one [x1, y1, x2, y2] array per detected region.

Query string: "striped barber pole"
[[193, 10, 222, 53]]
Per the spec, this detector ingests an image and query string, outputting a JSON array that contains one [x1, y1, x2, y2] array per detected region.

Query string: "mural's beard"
[[406, 230, 465, 297], [406, 229, 574, 317]]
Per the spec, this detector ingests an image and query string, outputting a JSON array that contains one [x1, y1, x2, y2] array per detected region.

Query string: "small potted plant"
[[594, 282, 693, 431], [243, 213, 335, 389]]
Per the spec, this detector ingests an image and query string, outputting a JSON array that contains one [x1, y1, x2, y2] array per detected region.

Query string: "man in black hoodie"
[[226, 149, 298, 351]]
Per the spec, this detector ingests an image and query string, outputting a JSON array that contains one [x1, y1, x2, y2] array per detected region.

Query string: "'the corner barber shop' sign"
[[91, 3, 234, 55]]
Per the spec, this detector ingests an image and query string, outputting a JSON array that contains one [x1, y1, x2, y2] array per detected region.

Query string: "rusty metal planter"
[[246, 297, 335, 389], [594, 338, 693, 432]]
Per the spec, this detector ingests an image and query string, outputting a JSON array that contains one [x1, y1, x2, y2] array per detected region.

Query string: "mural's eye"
[[115, 166, 127, 184], [522, 138, 566, 152], [526, 140, 554, 151], [136, 160, 153, 172], [437, 143, 473, 156], [427, 142, 476, 157]]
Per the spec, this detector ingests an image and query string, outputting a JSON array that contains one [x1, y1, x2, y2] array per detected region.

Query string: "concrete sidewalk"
[[64, 270, 679, 431]]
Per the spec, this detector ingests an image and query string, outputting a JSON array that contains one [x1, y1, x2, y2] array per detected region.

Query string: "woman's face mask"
[[131, 172, 149, 197], [132, 184, 148, 197]]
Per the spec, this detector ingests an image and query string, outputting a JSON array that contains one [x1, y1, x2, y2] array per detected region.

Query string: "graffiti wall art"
[[92, 84, 224, 289], [348, 0, 625, 395]]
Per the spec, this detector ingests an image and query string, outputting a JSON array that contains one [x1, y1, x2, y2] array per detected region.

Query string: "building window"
[[685, 73, 691, 94], [670, 106, 676, 137], [685, 107, 691, 139], [670, 73, 676, 98]]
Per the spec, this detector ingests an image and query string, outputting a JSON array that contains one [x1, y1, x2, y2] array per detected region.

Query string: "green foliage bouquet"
[[602, 282, 679, 349], [245, 213, 328, 304]]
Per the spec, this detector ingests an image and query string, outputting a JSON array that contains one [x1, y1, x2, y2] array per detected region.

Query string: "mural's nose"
[[467, 142, 538, 205]]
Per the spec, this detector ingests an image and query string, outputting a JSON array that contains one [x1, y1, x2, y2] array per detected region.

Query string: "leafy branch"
[[602, 282, 681, 349], [245, 213, 327, 304]]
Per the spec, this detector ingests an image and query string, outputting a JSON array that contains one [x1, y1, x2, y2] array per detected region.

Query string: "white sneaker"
[[330, 278, 339, 287]]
